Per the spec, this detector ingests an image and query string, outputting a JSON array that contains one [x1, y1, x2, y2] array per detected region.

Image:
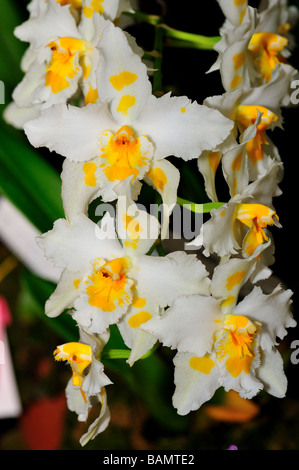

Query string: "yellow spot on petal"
[[128, 311, 152, 328], [56, 0, 82, 10], [208, 151, 221, 174], [234, 0, 247, 5], [189, 356, 215, 374], [221, 295, 235, 309], [73, 279, 81, 290], [230, 75, 242, 89], [231, 151, 242, 172], [110, 72, 138, 91], [146, 167, 167, 191], [124, 241, 138, 249], [83, 0, 104, 16], [83, 5, 93, 17], [220, 210, 226, 217], [233, 52, 245, 70], [123, 214, 143, 242], [83, 162, 97, 187], [85, 86, 99, 105], [81, 58, 91, 80], [132, 297, 146, 309], [239, 8, 247, 24], [225, 271, 247, 291], [232, 177, 238, 195], [91, 0, 104, 14], [180, 107, 186, 113], [117, 95, 136, 115]]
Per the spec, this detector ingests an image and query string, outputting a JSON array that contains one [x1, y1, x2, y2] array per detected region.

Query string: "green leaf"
[[0, 119, 64, 233]]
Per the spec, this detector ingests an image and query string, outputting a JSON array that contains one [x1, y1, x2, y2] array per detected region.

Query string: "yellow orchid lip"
[[54, 342, 92, 387], [56, 0, 83, 9], [45, 37, 87, 94], [98, 126, 153, 183], [217, 314, 259, 377], [235, 104, 279, 165], [236, 203, 279, 256], [85, 257, 133, 312], [248, 32, 288, 83], [83, 0, 105, 17]]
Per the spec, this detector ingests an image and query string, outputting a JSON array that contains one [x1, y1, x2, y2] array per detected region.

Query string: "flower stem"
[[161, 25, 220, 50], [123, 11, 220, 50], [102, 344, 159, 360], [177, 197, 225, 213], [123, 10, 161, 25]]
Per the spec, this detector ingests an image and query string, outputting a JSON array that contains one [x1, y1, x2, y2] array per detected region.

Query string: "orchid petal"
[[96, 20, 151, 124], [234, 285, 295, 351], [37, 212, 122, 272], [24, 102, 116, 162], [257, 348, 287, 398], [132, 251, 211, 309], [116, 199, 160, 256], [45, 268, 80, 318], [144, 159, 180, 240], [134, 93, 234, 161]]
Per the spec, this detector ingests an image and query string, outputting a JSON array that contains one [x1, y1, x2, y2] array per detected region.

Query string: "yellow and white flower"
[[193, 160, 282, 258], [4, 0, 133, 128], [142, 256, 295, 415], [198, 67, 292, 201], [24, 20, 233, 237], [54, 328, 112, 445], [38, 204, 211, 364], [211, 1, 298, 92]]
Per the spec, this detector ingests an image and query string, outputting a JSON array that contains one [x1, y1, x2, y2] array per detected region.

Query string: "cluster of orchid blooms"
[[4, 0, 299, 446]]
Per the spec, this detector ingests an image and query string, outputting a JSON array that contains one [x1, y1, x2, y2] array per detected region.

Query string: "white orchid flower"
[[37, 203, 211, 364], [192, 160, 282, 258], [4, 0, 131, 129], [27, 0, 133, 19], [199, 66, 292, 201], [25, 0, 49, 19], [24, 19, 234, 238], [54, 328, 112, 445], [142, 256, 295, 415], [258, 0, 299, 50], [211, 2, 297, 92]]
